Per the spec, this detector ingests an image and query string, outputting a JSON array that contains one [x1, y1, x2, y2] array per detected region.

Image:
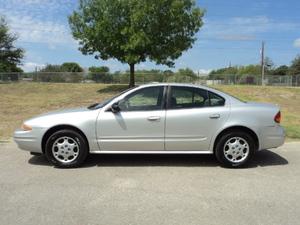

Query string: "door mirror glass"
[[111, 102, 120, 113]]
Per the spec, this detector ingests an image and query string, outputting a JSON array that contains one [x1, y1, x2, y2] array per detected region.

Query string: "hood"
[[24, 107, 97, 128], [37, 107, 90, 117]]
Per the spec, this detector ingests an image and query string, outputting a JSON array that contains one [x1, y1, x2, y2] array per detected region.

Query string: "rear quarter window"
[[209, 91, 225, 107]]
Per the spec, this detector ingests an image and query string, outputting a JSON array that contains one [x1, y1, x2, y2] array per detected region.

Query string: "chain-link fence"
[[0, 72, 300, 86], [202, 74, 300, 86]]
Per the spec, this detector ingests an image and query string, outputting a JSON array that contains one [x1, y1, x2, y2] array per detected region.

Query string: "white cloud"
[[21, 62, 45, 72], [0, 0, 76, 48], [217, 34, 256, 41], [293, 38, 300, 48], [5, 14, 75, 47], [201, 16, 300, 41]]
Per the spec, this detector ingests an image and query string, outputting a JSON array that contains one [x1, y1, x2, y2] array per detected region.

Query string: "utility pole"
[[261, 41, 265, 86]]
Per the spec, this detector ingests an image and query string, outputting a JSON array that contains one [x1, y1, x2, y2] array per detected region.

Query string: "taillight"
[[274, 111, 281, 123]]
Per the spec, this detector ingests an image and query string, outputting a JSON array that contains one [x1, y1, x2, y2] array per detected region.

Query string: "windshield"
[[88, 87, 135, 110]]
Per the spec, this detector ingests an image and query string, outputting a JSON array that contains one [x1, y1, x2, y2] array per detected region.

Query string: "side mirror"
[[111, 102, 120, 113]]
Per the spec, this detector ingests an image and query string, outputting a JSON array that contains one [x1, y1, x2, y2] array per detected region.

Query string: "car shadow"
[[28, 149, 288, 168], [248, 149, 288, 168]]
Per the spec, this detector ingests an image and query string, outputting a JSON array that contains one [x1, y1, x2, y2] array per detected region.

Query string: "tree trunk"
[[129, 63, 135, 88]]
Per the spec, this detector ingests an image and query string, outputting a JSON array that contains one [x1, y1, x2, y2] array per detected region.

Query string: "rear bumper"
[[13, 128, 45, 153], [259, 125, 285, 150]]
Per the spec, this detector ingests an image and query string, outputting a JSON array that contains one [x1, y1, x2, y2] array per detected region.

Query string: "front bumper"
[[13, 128, 45, 153], [259, 125, 285, 150]]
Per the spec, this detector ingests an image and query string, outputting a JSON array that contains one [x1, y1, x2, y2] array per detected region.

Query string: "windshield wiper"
[[87, 103, 99, 110]]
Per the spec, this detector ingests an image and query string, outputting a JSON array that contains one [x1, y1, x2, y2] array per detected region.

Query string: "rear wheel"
[[45, 129, 88, 168], [215, 131, 255, 168]]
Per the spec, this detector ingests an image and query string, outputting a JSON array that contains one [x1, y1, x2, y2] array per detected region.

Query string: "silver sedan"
[[14, 83, 285, 168]]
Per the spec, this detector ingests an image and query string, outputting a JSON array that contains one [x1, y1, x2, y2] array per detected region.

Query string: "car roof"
[[139, 82, 208, 89], [138, 82, 220, 93]]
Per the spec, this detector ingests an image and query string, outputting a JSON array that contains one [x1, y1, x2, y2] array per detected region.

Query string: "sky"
[[0, 0, 299, 73]]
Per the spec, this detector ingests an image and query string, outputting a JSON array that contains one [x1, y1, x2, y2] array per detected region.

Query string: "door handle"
[[209, 114, 220, 119], [147, 116, 161, 121]]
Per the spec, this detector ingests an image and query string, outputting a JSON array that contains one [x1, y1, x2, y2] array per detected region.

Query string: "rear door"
[[165, 86, 230, 151]]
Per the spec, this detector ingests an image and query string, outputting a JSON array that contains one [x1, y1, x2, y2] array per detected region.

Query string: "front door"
[[97, 86, 166, 151], [165, 86, 230, 151]]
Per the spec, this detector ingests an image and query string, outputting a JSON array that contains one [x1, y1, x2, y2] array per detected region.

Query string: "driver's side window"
[[119, 86, 164, 111]]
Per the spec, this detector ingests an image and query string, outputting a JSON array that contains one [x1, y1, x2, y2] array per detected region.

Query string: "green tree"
[[40, 63, 84, 82], [41, 63, 83, 72], [88, 66, 112, 83], [0, 16, 24, 72], [272, 65, 289, 76], [178, 68, 197, 78], [238, 64, 261, 76], [61, 62, 83, 72], [209, 67, 238, 79], [69, 0, 204, 87], [40, 64, 62, 72], [89, 66, 110, 73], [290, 55, 300, 75]]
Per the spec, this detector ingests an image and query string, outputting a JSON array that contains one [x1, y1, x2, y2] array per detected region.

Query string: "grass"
[[214, 85, 300, 140], [0, 83, 299, 141], [0, 83, 127, 140]]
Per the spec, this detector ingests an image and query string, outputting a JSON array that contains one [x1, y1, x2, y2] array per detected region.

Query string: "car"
[[14, 83, 285, 168]]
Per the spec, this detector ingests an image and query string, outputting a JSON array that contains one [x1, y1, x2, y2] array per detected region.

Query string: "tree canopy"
[[0, 17, 24, 72], [272, 65, 289, 76], [290, 55, 300, 75], [69, 0, 204, 87], [88, 66, 112, 83], [209, 65, 261, 79], [208, 56, 300, 79], [177, 68, 197, 78], [41, 62, 83, 72], [89, 66, 110, 73], [61, 62, 83, 72]]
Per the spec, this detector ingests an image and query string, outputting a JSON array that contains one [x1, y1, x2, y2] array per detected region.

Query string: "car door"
[[97, 86, 166, 151], [165, 86, 230, 151]]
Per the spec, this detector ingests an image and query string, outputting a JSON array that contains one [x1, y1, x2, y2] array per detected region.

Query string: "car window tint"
[[170, 87, 208, 109], [209, 91, 225, 106], [119, 86, 164, 111]]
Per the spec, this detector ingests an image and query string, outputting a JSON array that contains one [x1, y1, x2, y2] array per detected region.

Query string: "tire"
[[215, 131, 255, 168], [45, 129, 88, 168]]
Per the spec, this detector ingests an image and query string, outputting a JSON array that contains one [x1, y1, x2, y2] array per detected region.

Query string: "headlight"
[[21, 123, 32, 131]]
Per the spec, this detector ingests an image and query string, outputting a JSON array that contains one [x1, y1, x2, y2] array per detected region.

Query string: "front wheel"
[[215, 131, 255, 168], [45, 129, 88, 168]]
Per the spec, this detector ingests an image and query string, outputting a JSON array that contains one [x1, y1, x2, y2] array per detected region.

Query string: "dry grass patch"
[[213, 85, 300, 140], [0, 83, 127, 140], [0, 83, 299, 141]]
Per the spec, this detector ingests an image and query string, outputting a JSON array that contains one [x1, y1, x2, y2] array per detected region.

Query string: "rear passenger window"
[[209, 91, 225, 106], [169, 87, 209, 109], [169, 87, 226, 109]]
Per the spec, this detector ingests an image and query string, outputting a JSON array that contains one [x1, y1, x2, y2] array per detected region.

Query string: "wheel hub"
[[223, 137, 249, 163], [52, 136, 79, 163]]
